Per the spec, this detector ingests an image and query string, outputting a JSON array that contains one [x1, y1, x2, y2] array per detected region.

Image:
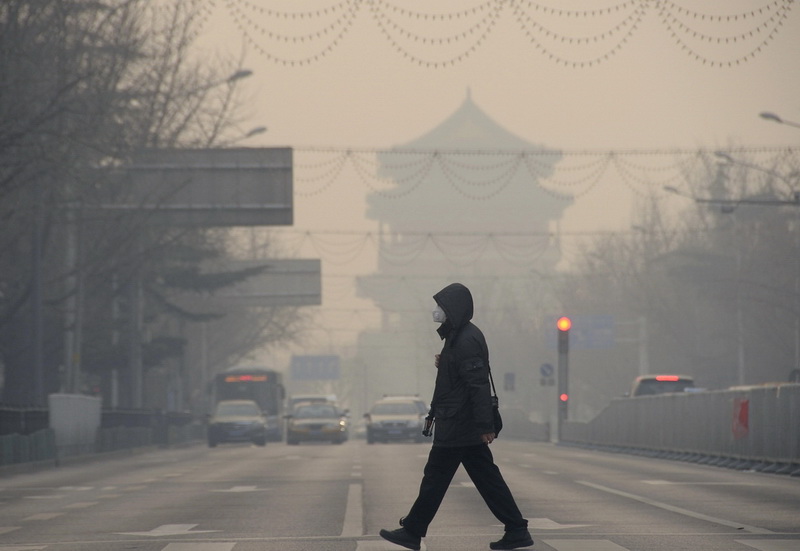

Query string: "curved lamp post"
[[760, 111, 800, 130]]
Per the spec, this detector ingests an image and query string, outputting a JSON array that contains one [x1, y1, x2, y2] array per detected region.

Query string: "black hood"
[[433, 283, 473, 339]]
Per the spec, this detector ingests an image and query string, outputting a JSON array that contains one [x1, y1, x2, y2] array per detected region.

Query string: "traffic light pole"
[[556, 317, 571, 442]]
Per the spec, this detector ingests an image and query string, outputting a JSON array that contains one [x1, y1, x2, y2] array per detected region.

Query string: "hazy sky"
[[191, 0, 800, 361]]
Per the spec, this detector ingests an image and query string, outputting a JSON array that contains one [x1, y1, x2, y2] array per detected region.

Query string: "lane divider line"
[[576, 480, 774, 534], [341, 483, 364, 537]]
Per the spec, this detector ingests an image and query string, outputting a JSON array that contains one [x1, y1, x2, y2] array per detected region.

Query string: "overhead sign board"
[[214, 259, 321, 307], [172, 259, 321, 312], [100, 147, 293, 227]]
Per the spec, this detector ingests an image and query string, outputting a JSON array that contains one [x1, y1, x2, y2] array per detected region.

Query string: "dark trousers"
[[401, 444, 528, 538]]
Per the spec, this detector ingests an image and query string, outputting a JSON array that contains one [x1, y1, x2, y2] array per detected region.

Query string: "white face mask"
[[432, 305, 447, 323]]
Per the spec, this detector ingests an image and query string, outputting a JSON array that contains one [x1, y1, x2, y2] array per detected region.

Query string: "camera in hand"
[[422, 417, 434, 437]]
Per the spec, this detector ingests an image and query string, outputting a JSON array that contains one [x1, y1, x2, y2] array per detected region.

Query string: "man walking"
[[379, 283, 533, 550]]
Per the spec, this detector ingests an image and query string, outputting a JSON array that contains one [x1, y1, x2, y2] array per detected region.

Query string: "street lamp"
[[227, 69, 253, 82], [244, 126, 267, 139], [760, 111, 800, 130]]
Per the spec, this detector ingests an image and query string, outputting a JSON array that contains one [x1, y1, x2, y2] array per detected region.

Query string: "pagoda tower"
[[354, 92, 572, 407]]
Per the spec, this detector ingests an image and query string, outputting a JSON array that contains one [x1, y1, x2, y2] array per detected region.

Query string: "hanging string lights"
[[191, 0, 795, 68]]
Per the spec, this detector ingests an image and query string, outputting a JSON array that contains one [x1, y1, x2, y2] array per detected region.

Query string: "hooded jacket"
[[430, 283, 494, 447]]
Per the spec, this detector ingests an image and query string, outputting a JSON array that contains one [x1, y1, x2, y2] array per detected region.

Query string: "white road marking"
[[341, 483, 363, 537], [356, 539, 428, 550], [737, 541, 800, 551], [162, 544, 236, 551], [544, 540, 629, 551], [23, 513, 63, 521], [577, 481, 774, 534], [528, 518, 593, 530], [117, 524, 221, 537], [211, 486, 266, 492], [57, 486, 92, 491], [643, 479, 757, 486], [0, 546, 47, 550]]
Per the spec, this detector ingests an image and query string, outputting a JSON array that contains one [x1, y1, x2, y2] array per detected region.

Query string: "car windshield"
[[216, 402, 260, 416], [295, 404, 339, 418], [372, 402, 419, 415]]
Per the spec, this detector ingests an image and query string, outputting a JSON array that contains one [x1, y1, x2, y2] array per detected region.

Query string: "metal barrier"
[[0, 404, 203, 470], [561, 383, 800, 471], [0, 429, 56, 466], [0, 406, 49, 436]]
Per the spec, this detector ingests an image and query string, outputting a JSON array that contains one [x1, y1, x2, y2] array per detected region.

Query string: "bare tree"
[[555, 149, 800, 415], [0, 1, 304, 408]]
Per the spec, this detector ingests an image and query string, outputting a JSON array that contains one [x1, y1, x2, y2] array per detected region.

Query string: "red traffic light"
[[559, 393, 569, 402], [556, 316, 572, 332]]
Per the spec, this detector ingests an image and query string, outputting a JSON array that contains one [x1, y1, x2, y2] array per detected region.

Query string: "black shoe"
[[489, 530, 534, 550], [380, 527, 421, 550]]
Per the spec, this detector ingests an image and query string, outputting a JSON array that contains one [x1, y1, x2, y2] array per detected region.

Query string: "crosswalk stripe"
[[22, 513, 63, 521], [161, 544, 236, 551], [543, 540, 628, 551]]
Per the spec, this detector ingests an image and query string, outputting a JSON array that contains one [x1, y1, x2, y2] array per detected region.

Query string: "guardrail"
[[560, 383, 800, 474], [0, 403, 204, 472]]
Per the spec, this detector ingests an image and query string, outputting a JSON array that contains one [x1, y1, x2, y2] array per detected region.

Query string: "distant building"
[[354, 92, 572, 405]]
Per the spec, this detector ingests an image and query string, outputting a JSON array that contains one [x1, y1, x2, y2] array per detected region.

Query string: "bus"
[[211, 366, 286, 441]]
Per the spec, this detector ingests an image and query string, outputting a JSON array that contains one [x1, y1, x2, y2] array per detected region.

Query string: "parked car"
[[629, 374, 695, 397], [207, 399, 268, 447], [285, 402, 348, 445], [364, 395, 428, 444]]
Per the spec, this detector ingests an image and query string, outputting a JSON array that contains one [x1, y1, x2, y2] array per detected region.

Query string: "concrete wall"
[[561, 383, 800, 465]]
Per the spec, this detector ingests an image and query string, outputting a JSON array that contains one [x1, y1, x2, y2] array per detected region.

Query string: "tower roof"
[[396, 90, 549, 152]]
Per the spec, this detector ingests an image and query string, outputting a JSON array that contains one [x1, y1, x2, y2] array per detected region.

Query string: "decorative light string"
[[270, 229, 556, 268], [294, 146, 799, 201], [190, 0, 795, 68]]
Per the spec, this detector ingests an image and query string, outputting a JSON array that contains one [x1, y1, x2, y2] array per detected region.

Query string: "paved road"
[[0, 438, 797, 550]]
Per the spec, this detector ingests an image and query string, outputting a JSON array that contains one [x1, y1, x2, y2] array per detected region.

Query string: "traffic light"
[[556, 316, 571, 422], [556, 316, 571, 354]]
